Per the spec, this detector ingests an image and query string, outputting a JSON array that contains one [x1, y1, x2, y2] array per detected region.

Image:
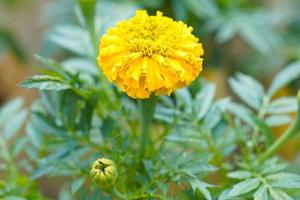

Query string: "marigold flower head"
[[90, 158, 118, 188], [98, 10, 204, 99]]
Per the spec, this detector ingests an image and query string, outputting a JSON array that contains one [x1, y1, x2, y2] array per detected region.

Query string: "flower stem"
[[259, 90, 300, 163], [138, 96, 158, 158]]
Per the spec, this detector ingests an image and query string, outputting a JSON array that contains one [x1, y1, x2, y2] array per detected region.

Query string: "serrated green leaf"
[[253, 185, 268, 200], [21, 75, 71, 91], [267, 97, 298, 114], [267, 173, 300, 189], [194, 83, 216, 120], [227, 102, 254, 126], [265, 115, 292, 127], [268, 61, 300, 97], [267, 173, 300, 181], [190, 180, 213, 200], [154, 106, 180, 124], [228, 178, 261, 197], [229, 73, 264, 110], [261, 163, 287, 175], [227, 171, 252, 179], [269, 189, 295, 200]]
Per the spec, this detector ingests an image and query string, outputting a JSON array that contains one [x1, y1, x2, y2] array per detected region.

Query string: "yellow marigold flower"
[[98, 10, 204, 99]]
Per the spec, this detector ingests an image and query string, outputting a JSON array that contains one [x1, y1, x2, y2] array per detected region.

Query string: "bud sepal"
[[90, 158, 118, 188]]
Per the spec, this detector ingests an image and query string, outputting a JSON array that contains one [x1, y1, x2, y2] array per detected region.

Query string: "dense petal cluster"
[[98, 10, 204, 99]]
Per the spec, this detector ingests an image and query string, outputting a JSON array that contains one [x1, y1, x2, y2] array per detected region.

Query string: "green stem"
[[259, 91, 300, 163], [138, 96, 158, 158]]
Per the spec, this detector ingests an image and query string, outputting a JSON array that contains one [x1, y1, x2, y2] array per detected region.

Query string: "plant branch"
[[259, 90, 300, 163]]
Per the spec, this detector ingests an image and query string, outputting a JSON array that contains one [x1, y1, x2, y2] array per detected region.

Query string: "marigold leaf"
[[253, 185, 268, 200], [269, 189, 295, 200], [227, 171, 252, 179], [228, 178, 261, 197], [268, 61, 300, 97], [21, 75, 71, 91]]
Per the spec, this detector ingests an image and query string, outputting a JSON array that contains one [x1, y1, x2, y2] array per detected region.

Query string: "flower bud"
[[90, 158, 118, 188]]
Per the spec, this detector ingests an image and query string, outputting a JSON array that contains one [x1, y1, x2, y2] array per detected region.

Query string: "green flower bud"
[[90, 158, 118, 188]]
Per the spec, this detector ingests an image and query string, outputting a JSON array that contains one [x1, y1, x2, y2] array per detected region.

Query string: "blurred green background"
[[0, 0, 300, 198], [1, 0, 300, 100]]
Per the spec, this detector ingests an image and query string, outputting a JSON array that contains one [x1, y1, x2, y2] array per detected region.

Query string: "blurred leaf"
[[229, 73, 264, 110], [0, 30, 26, 61], [0, 136, 10, 162], [49, 25, 94, 57], [265, 115, 292, 127], [203, 97, 230, 130], [3, 196, 27, 200], [71, 177, 85, 194], [267, 97, 298, 114], [228, 178, 260, 197], [268, 61, 300, 97], [175, 88, 192, 112], [238, 13, 280, 54], [211, 11, 280, 53], [269, 189, 294, 200], [3, 109, 27, 140], [26, 121, 42, 148], [227, 102, 254, 126], [96, 0, 137, 36], [171, 0, 188, 20], [34, 54, 70, 79], [227, 171, 252, 180], [250, 115, 274, 145], [194, 83, 216, 120], [190, 180, 213, 200], [267, 173, 300, 189], [0, 98, 23, 125], [30, 166, 54, 180], [184, 0, 219, 18], [155, 106, 180, 124], [61, 91, 78, 130], [62, 58, 98, 75], [21, 75, 71, 91], [12, 137, 27, 157], [80, 96, 97, 134], [253, 185, 268, 200]]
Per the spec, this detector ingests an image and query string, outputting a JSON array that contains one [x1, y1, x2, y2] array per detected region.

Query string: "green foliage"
[[224, 158, 300, 199], [0, 99, 45, 199], [19, 53, 300, 199], [2, 0, 300, 199]]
